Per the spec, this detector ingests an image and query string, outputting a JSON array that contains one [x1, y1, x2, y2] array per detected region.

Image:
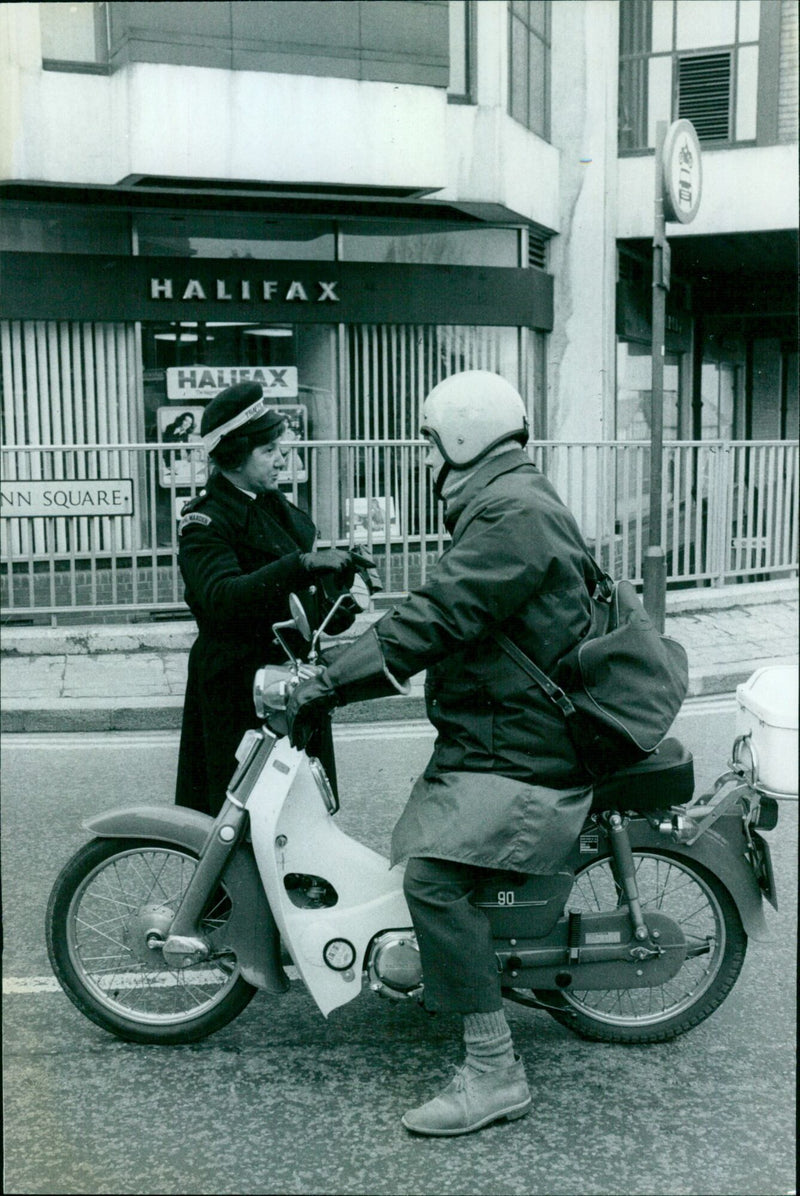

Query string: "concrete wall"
[[617, 143, 799, 239], [547, 0, 619, 444], [0, 0, 560, 232], [441, 0, 560, 231]]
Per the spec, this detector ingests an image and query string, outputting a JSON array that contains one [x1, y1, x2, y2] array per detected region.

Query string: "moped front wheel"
[[512, 851, 747, 1044], [46, 837, 257, 1045]]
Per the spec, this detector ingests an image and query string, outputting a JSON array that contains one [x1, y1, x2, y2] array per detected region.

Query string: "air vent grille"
[[678, 53, 731, 141], [528, 231, 548, 270]]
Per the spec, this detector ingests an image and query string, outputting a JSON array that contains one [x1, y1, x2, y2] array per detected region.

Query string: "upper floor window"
[[508, 1, 550, 139], [619, 0, 761, 150], [448, 0, 476, 102], [40, 2, 109, 71]]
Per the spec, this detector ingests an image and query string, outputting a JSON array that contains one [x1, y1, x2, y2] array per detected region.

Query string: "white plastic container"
[[735, 665, 798, 796]]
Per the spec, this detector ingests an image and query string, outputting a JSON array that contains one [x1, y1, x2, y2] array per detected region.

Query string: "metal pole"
[[643, 120, 668, 632]]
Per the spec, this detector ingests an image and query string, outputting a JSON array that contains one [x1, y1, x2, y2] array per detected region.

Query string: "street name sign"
[[0, 480, 134, 518]]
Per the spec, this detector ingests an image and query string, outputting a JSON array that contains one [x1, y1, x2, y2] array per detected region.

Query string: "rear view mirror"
[[288, 593, 312, 641]]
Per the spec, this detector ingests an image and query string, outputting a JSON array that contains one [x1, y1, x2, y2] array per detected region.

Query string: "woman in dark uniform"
[[174, 380, 353, 816]]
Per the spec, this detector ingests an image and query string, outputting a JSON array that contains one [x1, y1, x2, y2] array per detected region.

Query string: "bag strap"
[[585, 552, 614, 602], [490, 630, 577, 718]]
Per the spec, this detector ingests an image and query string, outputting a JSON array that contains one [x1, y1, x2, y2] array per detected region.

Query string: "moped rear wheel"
[[513, 851, 747, 1044], [46, 837, 257, 1045]]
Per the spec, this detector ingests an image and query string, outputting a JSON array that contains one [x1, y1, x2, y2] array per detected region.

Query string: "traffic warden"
[[286, 370, 597, 1137], [174, 381, 353, 817]]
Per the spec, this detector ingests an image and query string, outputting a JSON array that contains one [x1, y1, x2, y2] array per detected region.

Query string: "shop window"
[[0, 319, 139, 556], [508, 1, 550, 140], [140, 320, 339, 543], [135, 214, 336, 261], [0, 202, 130, 255], [700, 360, 737, 439], [618, 0, 762, 150], [448, 0, 476, 102], [345, 323, 535, 547], [616, 341, 681, 442], [40, 2, 109, 70], [340, 227, 520, 267]]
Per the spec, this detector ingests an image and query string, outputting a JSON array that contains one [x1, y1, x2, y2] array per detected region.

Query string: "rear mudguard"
[[82, 805, 289, 994], [570, 813, 770, 942]]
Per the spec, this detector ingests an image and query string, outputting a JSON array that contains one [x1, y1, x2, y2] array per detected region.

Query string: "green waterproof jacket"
[[375, 448, 597, 871]]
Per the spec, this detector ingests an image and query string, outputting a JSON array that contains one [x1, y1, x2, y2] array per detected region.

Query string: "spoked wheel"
[[507, 851, 747, 1044], [46, 837, 257, 1044]]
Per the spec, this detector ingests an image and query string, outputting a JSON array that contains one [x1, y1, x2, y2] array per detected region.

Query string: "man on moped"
[[286, 369, 597, 1136]]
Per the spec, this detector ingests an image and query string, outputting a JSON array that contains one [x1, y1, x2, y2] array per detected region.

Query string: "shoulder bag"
[[492, 566, 689, 781]]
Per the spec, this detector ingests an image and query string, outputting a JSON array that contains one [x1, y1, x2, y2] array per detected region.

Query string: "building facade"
[[0, 1, 797, 615]]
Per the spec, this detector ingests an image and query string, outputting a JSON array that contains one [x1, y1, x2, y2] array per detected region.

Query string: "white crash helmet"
[[420, 370, 529, 469]]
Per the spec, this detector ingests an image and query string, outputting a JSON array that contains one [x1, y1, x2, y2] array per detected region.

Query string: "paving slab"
[[2, 584, 797, 733]]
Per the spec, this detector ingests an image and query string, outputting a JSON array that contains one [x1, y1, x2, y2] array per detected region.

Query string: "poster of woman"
[[157, 407, 207, 487]]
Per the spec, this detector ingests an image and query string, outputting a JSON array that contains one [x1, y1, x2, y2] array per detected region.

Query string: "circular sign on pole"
[[662, 119, 703, 223]]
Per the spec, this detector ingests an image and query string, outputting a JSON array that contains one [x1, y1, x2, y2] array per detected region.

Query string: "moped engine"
[[366, 931, 423, 1000]]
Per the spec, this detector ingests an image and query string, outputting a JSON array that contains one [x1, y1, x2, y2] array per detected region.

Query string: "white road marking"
[[679, 693, 737, 716], [0, 696, 734, 751], [4, 966, 301, 996]]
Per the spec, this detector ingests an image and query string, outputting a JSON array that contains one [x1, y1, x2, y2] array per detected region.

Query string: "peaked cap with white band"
[[200, 381, 285, 454]]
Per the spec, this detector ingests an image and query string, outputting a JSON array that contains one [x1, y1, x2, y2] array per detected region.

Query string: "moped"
[[46, 574, 779, 1047]]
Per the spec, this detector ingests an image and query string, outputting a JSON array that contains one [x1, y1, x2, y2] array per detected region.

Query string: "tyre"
[[46, 837, 257, 1045], [507, 851, 747, 1044]]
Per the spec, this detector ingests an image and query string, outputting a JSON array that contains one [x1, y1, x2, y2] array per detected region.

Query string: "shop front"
[[0, 203, 553, 617]]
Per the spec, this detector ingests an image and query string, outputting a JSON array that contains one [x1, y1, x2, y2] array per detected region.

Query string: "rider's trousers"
[[403, 857, 508, 1013]]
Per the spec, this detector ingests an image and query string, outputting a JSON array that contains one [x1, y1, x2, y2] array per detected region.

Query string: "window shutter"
[[678, 52, 731, 141]]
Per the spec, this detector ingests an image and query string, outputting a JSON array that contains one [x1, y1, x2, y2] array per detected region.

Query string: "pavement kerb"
[[1, 578, 797, 656], [1, 579, 797, 733]]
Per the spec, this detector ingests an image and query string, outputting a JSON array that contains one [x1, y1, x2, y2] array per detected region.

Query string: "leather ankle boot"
[[401, 1056, 531, 1136]]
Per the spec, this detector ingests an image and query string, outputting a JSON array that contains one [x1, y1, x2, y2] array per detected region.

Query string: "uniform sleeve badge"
[[179, 512, 212, 534]]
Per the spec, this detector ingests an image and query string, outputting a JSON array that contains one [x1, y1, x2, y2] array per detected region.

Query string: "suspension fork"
[[159, 730, 271, 966], [606, 812, 650, 942]]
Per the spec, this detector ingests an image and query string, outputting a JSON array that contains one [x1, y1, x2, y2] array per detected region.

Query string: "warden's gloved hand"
[[300, 549, 356, 586], [286, 671, 339, 750]]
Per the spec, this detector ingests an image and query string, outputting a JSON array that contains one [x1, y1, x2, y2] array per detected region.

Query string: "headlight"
[[253, 666, 293, 719]]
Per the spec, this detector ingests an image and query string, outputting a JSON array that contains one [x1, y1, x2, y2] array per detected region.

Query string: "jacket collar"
[[208, 470, 317, 551], [206, 470, 257, 520], [443, 447, 535, 531]]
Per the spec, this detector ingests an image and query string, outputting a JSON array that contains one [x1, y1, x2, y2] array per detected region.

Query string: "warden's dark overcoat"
[[175, 471, 318, 816], [374, 448, 597, 873]]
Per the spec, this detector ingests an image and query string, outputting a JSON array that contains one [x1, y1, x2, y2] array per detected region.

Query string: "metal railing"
[[1, 439, 797, 621]]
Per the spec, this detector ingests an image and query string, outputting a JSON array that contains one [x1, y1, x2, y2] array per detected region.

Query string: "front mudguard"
[[571, 813, 771, 942], [83, 805, 289, 994]]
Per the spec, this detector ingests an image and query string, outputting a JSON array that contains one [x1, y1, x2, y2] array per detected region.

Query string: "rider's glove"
[[286, 672, 338, 750], [300, 549, 356, 587], [286, 627, 409, 749]]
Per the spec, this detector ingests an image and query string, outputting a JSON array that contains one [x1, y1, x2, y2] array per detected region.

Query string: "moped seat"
[[591, 737, 694, 813]]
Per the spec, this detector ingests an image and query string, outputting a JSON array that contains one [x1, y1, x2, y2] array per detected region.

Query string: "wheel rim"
[[559, 853, 727, 1026], [65, 846, 242, 1025]]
